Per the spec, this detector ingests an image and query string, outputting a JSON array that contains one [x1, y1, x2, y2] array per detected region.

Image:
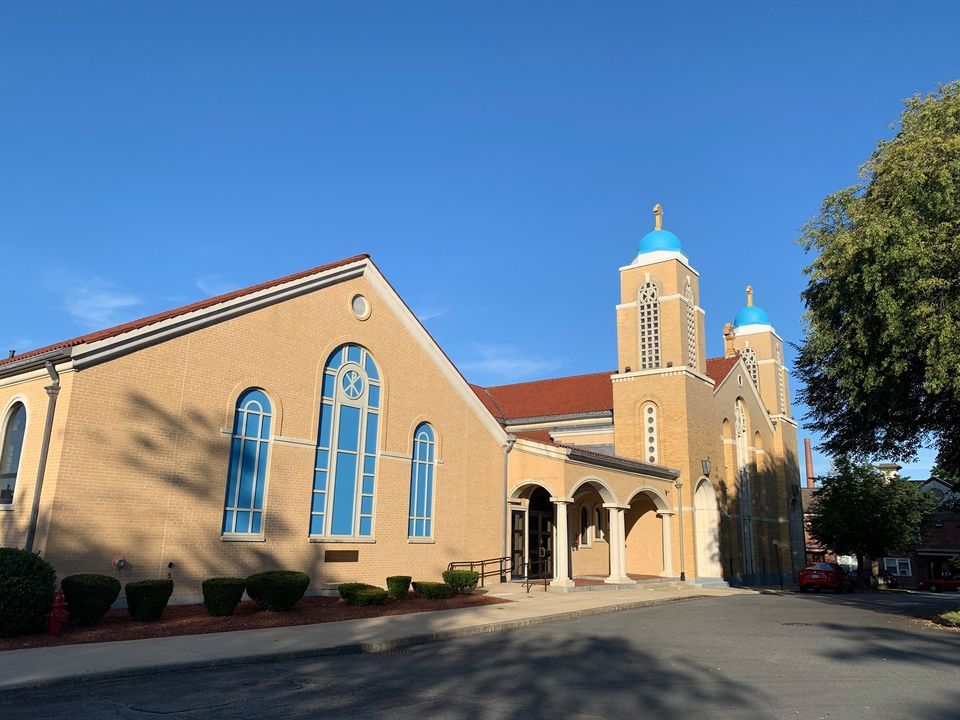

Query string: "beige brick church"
[[0, 206, 804, 598]]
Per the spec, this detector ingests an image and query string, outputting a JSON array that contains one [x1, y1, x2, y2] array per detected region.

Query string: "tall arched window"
[[311, 344, 380, 538], [684, 277, 698, 370], [642, 402, 659, 464], [593, 504, 605, 541], [579, 505, 589, 546], [0, 403, 26, 506], [408, 423, 436, 538], [222, 389, 272, 535], [638, 281, 661, 369], [741, 347, 759, 388]]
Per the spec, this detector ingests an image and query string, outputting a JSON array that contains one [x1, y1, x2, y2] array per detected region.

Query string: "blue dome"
[[638, 229, 682, 254], [733, 305, 770, 328]]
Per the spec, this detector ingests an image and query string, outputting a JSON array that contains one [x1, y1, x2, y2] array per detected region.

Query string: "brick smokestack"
[[804, 438, 815, 488]]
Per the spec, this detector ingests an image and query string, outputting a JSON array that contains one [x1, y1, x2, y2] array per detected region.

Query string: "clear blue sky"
[[2, 3, 958, 479]]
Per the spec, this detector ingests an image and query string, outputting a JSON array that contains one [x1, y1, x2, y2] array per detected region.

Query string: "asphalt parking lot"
[[3, 589, 958, 720]]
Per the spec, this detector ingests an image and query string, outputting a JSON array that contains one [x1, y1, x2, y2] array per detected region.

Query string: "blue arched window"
[[408, 423, 436, 538], [310, 344, 380, 538], [222, 389, 272, 535], [0, 402, 26, 506]]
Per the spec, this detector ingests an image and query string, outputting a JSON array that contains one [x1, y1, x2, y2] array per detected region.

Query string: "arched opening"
[[509, 483, 556, 580], [569, 479, 614, 579], [624, 488, 671, 578], [695, 478, 722, 578]]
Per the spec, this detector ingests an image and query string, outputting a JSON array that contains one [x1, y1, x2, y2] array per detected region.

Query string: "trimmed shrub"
[[386, 575, 412, 599], [441, 570, 480, 595], [338, 582, 377, 603], [412, 581, 456, 600], [0, 548, 57, 637], [245, 570, 310, 611], [61, 574, 121, 625], [937, 610, 960, 628], [125, 579, 174, 621], [202, 577, 246, 616], [352, 587, 388, 606]]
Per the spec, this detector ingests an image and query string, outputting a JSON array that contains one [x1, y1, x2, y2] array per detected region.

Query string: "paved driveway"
[[3, 590, 958, 720]]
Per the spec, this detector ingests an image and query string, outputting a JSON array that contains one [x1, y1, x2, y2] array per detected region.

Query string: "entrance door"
[[510, 510, 525, 579], [528, 511, 553, 579]]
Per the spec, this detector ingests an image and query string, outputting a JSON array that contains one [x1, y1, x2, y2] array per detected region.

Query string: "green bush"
[[338, 582, 377, 603], [61, 574, 121, 625], [441, 570, 480, 595], [386, 575, 412, 599], [125, 579, 174, 621], [412, 581, 456, 600], [202, 577, 246, 616], [0, 548, 57, 637], [245, 570, 310, 611], [937, 610, 960, 628], [352, 587, 388, 606]]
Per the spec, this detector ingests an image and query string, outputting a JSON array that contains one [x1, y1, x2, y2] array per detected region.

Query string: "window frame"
[[221, 389, 273, 539], [407, 422, 437, 541], [578, 505, 591, 547], [883, 557, 911, 577], [0, 400, 28, 510]]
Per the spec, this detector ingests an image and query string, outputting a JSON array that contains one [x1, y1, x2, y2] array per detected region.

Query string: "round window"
[[351, 294, 370, 320], [341, 369, 364, 399]]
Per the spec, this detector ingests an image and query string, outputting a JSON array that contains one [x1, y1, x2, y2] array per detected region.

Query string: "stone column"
[[603, 504, 634, 584], [657, 511, 675, 577], [550, 498, 575, 588]]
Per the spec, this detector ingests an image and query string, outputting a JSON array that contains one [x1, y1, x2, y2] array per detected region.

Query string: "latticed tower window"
[[638, 282, 661, 370], [775, 345, 786, 414], [643, 403, 659, 464], [741, 346, 759, 388], [684, 277, 697, 370]]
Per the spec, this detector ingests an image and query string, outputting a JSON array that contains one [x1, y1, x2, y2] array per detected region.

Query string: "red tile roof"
[[705, 355, 739, 386], [0, 254, 370, 368], [472, 370, 615, 422]]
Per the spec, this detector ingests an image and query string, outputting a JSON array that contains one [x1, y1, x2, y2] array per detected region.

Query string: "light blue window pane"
[[424, 465, 434, 520], [364, 354, 379, 381], [416, 424, 434, 443], [222, 510, 235, 533], [368, 384, 380, 409], [416, 519, 425, 537], [337, 405, 361, 452], [254, 441, 269, 509], [237, 440, 257, 508], [251, 512, 262, 534], [313, 470, 327, 492], [362, 475, 375, 494], [408, 519, 416, 536], [310, 514, 325, 535], [364, 413, 379, 454], [315, 449, 329, 470], [232, 409, 244, 435], [235, 511, 251, 534], [244, 411, 260, 438], [408, 478, 418, 518], [317, 403, 333, 448], [312, 492, 326, 514], [240, 389, 270, 411], [424, 519, 431, 536], [363, 456, 376, 474], [331, 452, 357, 535], [347, 345, 362, 364], [359, 516, 372, 536], [224, 440, 242, 508], [328, 346, 344, 370], [322, 373, 336, 399], [418, 464, 429, 517], [260, 415, 271, 439], [360, 495, 373, 516]]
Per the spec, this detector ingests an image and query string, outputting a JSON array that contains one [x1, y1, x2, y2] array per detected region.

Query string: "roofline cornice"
[[0, 348, 73, 380]]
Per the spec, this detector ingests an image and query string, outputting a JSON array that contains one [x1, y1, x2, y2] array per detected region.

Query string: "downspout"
[[24, 361, 61, 553], [675, 475, 686, 582], [500, 435, 516, 581]]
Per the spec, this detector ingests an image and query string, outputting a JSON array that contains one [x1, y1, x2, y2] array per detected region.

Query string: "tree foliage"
[[808, 461, 937, 566], [796, 82, 960, 469]]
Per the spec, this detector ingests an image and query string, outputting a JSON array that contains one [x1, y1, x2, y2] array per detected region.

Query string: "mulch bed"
[[0, 592, 510, 652]]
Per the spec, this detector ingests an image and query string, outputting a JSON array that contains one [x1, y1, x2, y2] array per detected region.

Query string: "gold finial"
[[653, 203, 663, 231], [746, 285, 754, 307]]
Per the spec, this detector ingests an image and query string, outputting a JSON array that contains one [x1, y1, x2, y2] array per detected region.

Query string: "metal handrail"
[[447, 556, 512, 587], [513, 560, 550, 593]]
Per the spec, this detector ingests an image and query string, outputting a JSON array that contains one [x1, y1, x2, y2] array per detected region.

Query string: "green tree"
[[808, 461, 937, 578], [796, 81, 960, 470]]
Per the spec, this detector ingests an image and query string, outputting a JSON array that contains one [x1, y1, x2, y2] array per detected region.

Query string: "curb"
[[2, 592, 712, 692]]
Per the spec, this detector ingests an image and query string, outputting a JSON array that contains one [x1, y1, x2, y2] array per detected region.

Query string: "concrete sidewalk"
[[0, 581, 748, 691]]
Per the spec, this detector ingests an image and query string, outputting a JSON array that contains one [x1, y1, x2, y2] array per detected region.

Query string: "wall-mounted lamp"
[[701, 457, 712, 477]]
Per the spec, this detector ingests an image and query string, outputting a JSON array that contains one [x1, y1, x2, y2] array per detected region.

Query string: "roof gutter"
[[24, 361, 62, 553], [0, 348, 72, 381], [565, 446, 681, 480]]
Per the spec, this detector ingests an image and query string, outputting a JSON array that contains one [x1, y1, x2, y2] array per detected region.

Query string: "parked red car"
[[918, 576, 960, 592], [799, 563, 855, 593]]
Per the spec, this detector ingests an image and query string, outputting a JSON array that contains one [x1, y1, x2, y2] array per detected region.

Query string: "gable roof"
[[0, 253, 370, 371], [705, 355, 739, 386], [472, 370, 615, 422]]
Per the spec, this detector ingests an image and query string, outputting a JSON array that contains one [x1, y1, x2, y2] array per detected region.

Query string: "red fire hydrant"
[[46, 590, 69, 637]]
